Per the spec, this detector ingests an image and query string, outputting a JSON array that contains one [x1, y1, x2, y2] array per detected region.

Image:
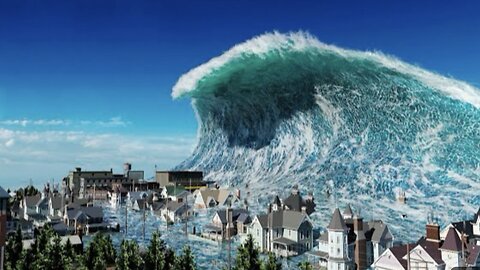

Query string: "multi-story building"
[[312, 206, 393, 270], [155, 171, 207, 191], [64, 163, 144, 199]]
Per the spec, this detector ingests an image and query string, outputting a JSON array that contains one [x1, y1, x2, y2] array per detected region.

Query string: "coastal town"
[[1, 163, 479, 270]]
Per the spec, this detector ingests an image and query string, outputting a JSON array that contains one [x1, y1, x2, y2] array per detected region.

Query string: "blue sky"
[[0, 0, 479, 188]]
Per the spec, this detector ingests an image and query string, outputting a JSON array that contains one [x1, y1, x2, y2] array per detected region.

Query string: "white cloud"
[[4, 138, 14, 147], [0, 117, 130, 128], [0, 128, 196, 187]]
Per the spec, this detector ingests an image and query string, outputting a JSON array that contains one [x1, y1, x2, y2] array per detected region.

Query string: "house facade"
[[249, 209, 313, 257]]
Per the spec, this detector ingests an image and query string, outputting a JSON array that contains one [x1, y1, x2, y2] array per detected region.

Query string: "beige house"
[[193, 188, 240, 209]]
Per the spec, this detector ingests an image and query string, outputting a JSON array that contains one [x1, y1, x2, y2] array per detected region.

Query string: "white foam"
[[172, 31, 480, 108]]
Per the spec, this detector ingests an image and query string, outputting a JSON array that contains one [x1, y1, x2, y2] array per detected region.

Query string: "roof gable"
[[373, 247, 407, 270], [440, 227, 463, 252], [328, 208, 347, 231]]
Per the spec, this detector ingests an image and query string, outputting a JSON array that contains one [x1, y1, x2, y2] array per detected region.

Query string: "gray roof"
[[166, 201, 187, 212], [255, 210, 310, 230], [28, 213, 47, 221], [237, 213, 251, 224], [216, 208, 249, 224], [50, 195, 63, 209], [283, 193, 315, 215], [128, 191, 148, 201], [440, 227, 463, 252], [467, 244, 480, 265], [368, 221, 393, 242], [343, 204, 353, 217], [151, 201, 165, 211], [0, 186, 9, 198], [67, 206, 103, 220], [25, 194, 41, 208], [272, 237, 297, 246], [328, 208, 347, 231]]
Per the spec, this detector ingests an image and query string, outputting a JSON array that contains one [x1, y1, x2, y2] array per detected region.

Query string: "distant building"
[[155, 171, 207, 191], [161, 201, 191, 222], [269, 185, 316, 216], [64, 164, 144, 199]]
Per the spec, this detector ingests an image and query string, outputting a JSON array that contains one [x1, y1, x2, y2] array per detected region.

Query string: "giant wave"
[[172, 32, 480, 238]]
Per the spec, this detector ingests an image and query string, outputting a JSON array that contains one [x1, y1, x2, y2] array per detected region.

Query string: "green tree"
[[175, 245, 196, 270], [297, 261, 313, 270], [84, 233, 116, 269], [164, 247, 177, 270], [232, 234, 262, 270], [116, 240, 144, 270], [5, 227, 23, 269], [262, 252, 282, 270], [145, 232, 166, 270]]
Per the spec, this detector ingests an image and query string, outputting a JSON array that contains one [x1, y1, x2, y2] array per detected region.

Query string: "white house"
[[161, 201, 191, 223], [311, 206, 392, 270], [371, 245, 410, 270], [249, 209, 313, 257], [440, 227, 465, 270], [326, 208, 352, 270]]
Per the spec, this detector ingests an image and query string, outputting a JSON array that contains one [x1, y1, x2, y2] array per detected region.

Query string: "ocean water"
[[171, 31, 480, 241]]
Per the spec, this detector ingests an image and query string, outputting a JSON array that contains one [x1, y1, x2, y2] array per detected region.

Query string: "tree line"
[[5, 227, 313, 270]]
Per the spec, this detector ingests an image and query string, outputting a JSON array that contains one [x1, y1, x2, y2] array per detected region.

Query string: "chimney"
[[426, 224, 440, 241], [306, 192, 313, 202], [75, 167, 81, 172], [268, 203, 272, 213], [301, 206, 307, 215], [292, 184, 299, 195], [354, 214, 367, 270], [426, 213, 441, 248], [235, 189, 241, 200]]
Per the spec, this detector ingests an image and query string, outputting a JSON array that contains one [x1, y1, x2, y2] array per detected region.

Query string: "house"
[[311, 206, 393, 270], [372, 218, 480, 270], [126, 191, 148, 207], [249, 209, 313, 257], [202, 208, 250, 241], [108, 185, 128, 207], [48, 195, 64, 218], [194, 188, 240, 208], [6, 218, 34, 239], [132, 198, 149, 212], [371, 244, 413, 270], [162, 186, 189, 203], [28, 213, 48, 227], [280, 185, 316, 215], [64, 206, 105, 234], [51, 221, 75, 236], [21, 194, 41, 220], [22, 235, 83, 253], [161, 201, 191, 222]]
